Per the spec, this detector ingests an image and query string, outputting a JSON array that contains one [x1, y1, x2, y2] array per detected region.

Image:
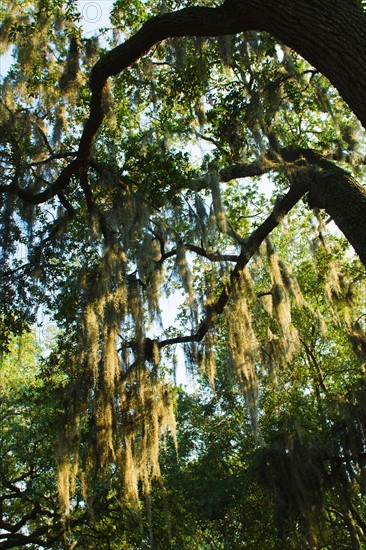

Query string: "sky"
[[77, 0, 114, 34]]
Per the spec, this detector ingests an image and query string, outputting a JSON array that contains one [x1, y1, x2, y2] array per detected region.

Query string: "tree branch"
[[157, 175, 310, 349], [27, 152, 77, 167], [79, 5, 244, 165], [0, 161, 77, 205], [185, 243, 238, 262]]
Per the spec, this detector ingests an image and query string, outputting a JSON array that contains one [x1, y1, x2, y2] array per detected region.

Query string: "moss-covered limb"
[[80, 5, 243, 166], [91, 6, 242, 82], [3, 1, 366, 206], [156, 176, 310, 350], [308, 170, 366, 267], [199, 152, 366, 268], [219, 159, 274, 182]]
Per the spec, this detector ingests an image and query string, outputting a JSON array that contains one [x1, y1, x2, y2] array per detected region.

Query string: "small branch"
[[185, 243, 238, 262], [299, 335, 328, 394], [32, 124, 54, 156], [27, 151, 77, 167], [57, 192, 75, 219]]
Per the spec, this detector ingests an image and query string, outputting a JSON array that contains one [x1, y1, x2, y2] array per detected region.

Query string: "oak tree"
[[1, 0, 366, 547]]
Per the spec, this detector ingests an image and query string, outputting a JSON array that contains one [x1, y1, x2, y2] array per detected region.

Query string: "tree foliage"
[[1, 0, 366, 547]]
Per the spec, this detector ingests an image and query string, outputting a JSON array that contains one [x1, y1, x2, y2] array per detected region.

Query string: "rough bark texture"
[[308, 170, 366, 267], [281, 148, 366, 266]]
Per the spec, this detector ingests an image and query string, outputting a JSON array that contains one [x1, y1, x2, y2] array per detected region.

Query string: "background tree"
[[1, 0, 366, 547]]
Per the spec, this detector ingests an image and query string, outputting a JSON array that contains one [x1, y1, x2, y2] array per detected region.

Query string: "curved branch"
[[27, 152, 77, 168], [0, 161, 77, 205], [3, 1, 366, 207], [280, 147, 366, 266], [219, 159, 274, 182], [185, 243, 238, 262], [6, 0, 364, 205], [79, 5, 243, 163], [77, 0, 366, 170]]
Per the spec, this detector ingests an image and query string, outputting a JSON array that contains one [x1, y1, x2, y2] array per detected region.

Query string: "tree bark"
[[307, 169, 366, 266], [281, 149, 366, 267]]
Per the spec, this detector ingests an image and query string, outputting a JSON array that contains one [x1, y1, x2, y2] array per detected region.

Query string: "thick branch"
[[219, 159, 274, 182], [185, 243, 238, 263], [204, 147, 366, 268], [77, 0, 366, 170], [3, 1, 365, 206], [281, 148, 366, 266], [91, 6, 242, 82]]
